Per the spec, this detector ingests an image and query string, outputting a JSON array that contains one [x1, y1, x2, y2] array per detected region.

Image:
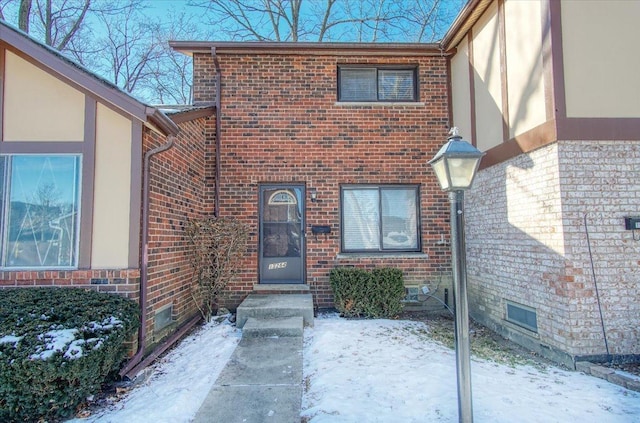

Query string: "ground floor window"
[[341, 185, 420, 253], [0, 155, 81, 268]]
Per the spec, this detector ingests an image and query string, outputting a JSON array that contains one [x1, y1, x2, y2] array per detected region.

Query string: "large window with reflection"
[[0, 155, 81, 268], [341, 185, 420, 253]]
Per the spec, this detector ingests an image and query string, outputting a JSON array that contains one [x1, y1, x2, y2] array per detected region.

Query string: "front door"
[[259, 184, 305, 284]]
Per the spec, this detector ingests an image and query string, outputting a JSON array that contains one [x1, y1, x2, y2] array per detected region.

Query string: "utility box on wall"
[[624, 217, 640, 230]]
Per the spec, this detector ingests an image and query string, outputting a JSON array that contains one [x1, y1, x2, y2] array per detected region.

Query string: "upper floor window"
[[0, 155, 81, 269], [338, 66, 418, 102], [341, 185, 420, 253]]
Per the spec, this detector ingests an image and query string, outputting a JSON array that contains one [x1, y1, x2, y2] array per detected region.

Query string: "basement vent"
[[154, 304, 174, 332], [506, 301, 538, 333], [403, 286, 420, 303]]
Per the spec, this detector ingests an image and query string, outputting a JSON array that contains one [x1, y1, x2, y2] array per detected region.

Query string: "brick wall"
[[142, 115, 212, 345], [465, 140, 640, 364], [0, 269, 140, 297], [559, 140, 640, 357], [193, 51, 453, 310]]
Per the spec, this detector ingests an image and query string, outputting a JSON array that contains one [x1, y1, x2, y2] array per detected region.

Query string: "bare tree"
[[143, 11, 202, 105], [95, 3, 165, 96], [17, 0, 30, 32], [0, 0, 466, 104], [190, 0, 465, 42]]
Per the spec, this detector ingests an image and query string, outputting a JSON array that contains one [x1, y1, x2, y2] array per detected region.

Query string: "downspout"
[[212, 47, 221, 218], [119, 135, 175, 379]]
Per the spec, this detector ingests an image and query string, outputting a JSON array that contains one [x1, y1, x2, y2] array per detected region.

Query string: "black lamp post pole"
[[450, 189, 473, 423]]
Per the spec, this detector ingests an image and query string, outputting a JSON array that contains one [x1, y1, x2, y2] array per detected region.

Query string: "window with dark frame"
[[338, 66, 418, 102], [341, 185, 421, 253], [0, 155, 82, 269]]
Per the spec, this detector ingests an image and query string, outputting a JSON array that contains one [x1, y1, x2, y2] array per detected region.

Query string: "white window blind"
[[339, 68, 377, 101], [342, 186, 420, 252], [381, 188, 418, 249], [378, 69, 415, 101], [342, 188, 380, 250]]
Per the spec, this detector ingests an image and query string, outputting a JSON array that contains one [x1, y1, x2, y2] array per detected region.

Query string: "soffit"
[[440, 0, 494, 51]]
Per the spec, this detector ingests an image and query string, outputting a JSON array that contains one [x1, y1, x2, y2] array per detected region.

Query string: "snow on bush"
[[0, 288, 139, 422]]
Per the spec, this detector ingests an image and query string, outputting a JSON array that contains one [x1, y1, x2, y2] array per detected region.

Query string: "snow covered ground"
[[70, 314, 640, 423]]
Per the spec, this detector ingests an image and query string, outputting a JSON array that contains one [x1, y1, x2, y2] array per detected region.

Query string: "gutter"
[[170, 40, 442, 56], [212, 47, 221, 218], [119, 135, 176, 379], [146, 107, 180, 137]]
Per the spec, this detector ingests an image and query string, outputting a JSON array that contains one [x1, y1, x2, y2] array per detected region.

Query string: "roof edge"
[[440, 0, 491, 51], [167, 106, 216, 125], [170, 41, 446, 57], [0, 20, 179, 137], [146, 107, 180, 136]]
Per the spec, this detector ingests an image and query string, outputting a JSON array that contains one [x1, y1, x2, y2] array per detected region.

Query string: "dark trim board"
[[79, 96, 96, 269]]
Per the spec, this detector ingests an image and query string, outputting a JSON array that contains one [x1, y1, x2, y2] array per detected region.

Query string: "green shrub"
[[0, 288, 139, 422], [330, 267, 405, 318]]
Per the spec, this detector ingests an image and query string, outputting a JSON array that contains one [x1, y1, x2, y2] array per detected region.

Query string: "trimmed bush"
[[0, 288, 139, 422], [330, 267, 405, 318]]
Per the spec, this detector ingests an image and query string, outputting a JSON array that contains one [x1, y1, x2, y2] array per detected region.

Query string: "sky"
[[67, 314, 640, 423]]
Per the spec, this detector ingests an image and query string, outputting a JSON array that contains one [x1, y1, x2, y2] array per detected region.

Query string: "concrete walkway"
[[192, 333, 304, 423]]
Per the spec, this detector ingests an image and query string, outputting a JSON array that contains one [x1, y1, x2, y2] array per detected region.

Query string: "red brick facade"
[[142, 114, 214, 344], [193, 50, 453, 309], [0, 269, 139, 296]]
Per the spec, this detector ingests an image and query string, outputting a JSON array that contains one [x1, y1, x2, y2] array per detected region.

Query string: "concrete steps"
[[193, 293, 311, 422], [236, 293, 314, 329], [243, 316, 303, 338]]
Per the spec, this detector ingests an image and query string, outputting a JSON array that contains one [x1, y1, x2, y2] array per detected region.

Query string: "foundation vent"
[[506, 300, 538, 333], [403, 286, 420, 303], [154, 304, 174, 331]]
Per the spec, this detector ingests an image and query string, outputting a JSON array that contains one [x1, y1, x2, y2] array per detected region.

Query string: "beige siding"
[[450, 38, 473, 141], [91, 103, 132, 268], [3, 50, 85, 142], [562, 0, 640, 118], [471, 1, 503, 151], [504, 0, 546, 137]]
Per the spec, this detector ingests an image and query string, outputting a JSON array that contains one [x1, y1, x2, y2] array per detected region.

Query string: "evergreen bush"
[[0, 288, 139, 422], [329, 267, 405, 318]]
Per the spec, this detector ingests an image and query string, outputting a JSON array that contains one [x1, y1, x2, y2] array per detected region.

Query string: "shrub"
[[0, 288, 139, 422], [186, 217, 249, 322], [330, 267, 405, 318]]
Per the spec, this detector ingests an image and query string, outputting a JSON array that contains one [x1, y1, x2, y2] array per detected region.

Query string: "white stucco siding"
[[471, 1, 504, 152], [504, 0, 546, 137], [562, 0, 640, 118]]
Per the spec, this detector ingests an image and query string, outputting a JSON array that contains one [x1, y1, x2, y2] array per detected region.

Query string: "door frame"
[[258, 183, 306, 284]]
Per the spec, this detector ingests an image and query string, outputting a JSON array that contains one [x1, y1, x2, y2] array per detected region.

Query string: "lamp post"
[[428, 128, 484, 423]]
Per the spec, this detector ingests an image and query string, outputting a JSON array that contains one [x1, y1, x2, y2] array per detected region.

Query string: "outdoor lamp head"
[[428, 128, 485, 191]]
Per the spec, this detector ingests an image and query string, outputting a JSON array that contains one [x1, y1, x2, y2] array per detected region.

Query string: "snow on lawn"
[[71, 313, 640, 422], [302, 315, 640, 423], [69, 318, 241, 423]]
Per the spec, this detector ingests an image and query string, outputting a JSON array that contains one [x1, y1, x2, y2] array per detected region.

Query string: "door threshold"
[[253, 284, 310, 293]]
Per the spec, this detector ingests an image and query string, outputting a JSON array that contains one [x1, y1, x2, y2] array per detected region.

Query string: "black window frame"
[[340, 184, 422, 253], [337, 65, 419, 102]]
